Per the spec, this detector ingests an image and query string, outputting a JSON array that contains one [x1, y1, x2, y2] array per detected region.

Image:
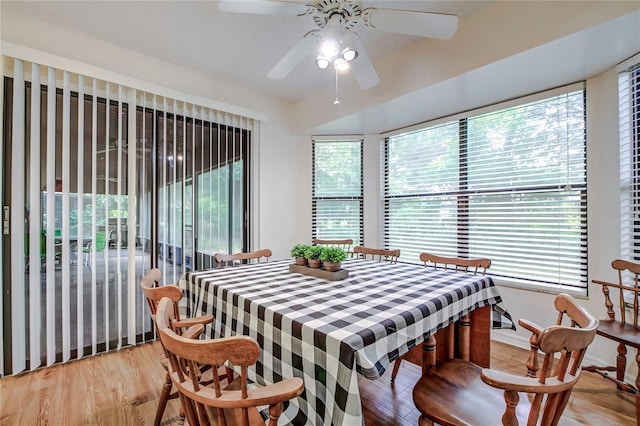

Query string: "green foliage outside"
[[384, 91, 587, 285]]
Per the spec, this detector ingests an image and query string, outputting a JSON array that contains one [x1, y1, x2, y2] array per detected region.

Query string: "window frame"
[[311, 137, 364, 246], [618, 56, 640, 263], [383, 83, 588, 294]]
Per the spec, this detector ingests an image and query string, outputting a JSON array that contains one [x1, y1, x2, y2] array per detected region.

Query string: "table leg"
[[404, 305, 492, 370]]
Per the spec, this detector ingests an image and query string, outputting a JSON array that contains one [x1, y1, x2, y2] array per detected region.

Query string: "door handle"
[[3, 206, 9, 235]]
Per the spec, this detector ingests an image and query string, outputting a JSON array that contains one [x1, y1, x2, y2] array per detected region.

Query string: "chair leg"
[[179, 393, 199, 426], [418, 415, 434, 425], [267, 402, 284, 426], [502, 390, 521, 426], [583, 344, 639, 395], [154, 372, 173, 426], [391, 357, 402, 382], [616, 342, 628, 385]]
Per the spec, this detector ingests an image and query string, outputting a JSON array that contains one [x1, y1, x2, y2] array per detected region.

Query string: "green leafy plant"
[[291, 244, 311, 258], [319, 247, 347, 263], [304, 245, 324, 260]]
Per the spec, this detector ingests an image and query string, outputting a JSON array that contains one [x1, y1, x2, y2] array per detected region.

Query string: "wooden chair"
[[413, 293, 599, 426], [390, 252, 491, 381], [83, 230, 108, 266], [215, 248, 272, 268], [140, 268, 217, 426], [583, 259, 640, 419], [420, 252, 491, 275], [353, 246, 400, 263], [155, 296, 305, 426], [312, 238, 353, 254]]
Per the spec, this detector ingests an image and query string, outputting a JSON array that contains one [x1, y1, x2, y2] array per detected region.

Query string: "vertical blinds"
[[1, 55, 254, 376], [312, 137, 363, 245], [619, 58, 640, 262], [384, 85, 587, 289]]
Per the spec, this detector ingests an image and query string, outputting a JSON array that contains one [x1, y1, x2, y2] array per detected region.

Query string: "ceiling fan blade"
[[365, 8, 458, 39], [218, 0, 308, 16], [349, 33, 380, 89], [267, 31, 319, 80]]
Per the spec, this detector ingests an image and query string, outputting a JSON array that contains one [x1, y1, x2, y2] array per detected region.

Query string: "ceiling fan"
[[218, 0, 458, 89]]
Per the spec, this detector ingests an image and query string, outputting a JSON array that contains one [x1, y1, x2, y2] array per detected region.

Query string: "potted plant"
[[319, 247, 347, 272], [291, 244, 310, 266], [304, 245, 324, 269]]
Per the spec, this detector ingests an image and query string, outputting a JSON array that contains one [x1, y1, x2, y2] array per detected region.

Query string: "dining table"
[[178, 258, 514, 425]]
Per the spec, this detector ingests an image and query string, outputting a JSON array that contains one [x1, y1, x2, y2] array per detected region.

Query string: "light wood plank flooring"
[[0, 341, 636, 425]]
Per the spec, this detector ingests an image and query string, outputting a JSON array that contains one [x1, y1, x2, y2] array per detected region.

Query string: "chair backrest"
[[94, 230, 108, 251], [312, 239, 353, 253], [420, 252, 491, 275], [508, 293, 599, 425], [214, 248, 272, 268], [592, 259, 640, 326], [353, 246, 400, 263], [155, 297, 304, 426], [140, 268, 183, 324]]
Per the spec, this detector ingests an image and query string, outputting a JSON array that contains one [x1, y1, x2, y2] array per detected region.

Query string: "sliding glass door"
[[1, 58, 253, 376], [154, 109, 250, 281]]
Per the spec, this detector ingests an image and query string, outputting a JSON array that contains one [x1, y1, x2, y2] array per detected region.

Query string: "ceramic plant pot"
[[323, 261, 341, 272], [308, 258, 322, 269]]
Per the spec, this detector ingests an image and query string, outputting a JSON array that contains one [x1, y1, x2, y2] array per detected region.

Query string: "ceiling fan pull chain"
[[334, 69, 340, 105]]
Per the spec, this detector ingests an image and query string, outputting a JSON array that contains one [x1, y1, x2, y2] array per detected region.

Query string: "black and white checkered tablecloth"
[[178, 258, 514, 426]]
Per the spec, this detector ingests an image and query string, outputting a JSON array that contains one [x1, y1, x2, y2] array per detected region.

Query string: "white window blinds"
[[619, 56, 640, 262], [385, 84, 587, 290], [312, 137, 363, 245]]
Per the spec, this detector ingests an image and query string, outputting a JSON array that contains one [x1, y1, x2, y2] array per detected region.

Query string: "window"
[[619, 58, 640, 262], [312, 137, 363, 245], [384, 84, 587, 291]]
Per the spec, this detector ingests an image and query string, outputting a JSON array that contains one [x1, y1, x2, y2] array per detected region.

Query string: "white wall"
[[257, 121, 310, 259], [363, 134, 382, 247]]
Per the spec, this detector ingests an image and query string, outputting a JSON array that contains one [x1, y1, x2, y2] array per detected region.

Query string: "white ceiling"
[[2, 1, 639, 135], [1, 1, 492, 101]]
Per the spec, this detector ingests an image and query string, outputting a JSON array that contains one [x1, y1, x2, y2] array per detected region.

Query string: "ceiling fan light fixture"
[[333, 57, 349, 71], [320, 40, 339, 58], [315, 55, 330, 69], [341, 47, 358, 62]]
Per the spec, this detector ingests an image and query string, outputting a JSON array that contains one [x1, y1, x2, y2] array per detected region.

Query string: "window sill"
[[492, 277, 588, 299]]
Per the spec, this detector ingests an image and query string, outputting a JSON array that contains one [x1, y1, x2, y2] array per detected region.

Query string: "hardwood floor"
[[0, 341, 635, 425]]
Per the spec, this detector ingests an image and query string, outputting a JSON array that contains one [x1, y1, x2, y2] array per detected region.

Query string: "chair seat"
[[597, 320, 640, 348], [413, 359, 532, 426]]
